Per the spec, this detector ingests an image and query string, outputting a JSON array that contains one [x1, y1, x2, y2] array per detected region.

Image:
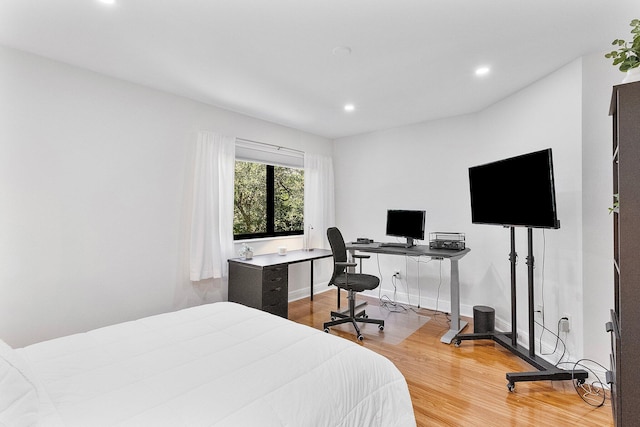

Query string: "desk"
[[228, 249, 333, 318], [346, 243, 471, 344]]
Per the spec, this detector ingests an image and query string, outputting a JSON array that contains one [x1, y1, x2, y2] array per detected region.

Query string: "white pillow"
[[0, 339, 39, 427]]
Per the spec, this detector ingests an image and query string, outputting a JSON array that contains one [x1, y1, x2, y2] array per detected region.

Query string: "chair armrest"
[[353, 254, 371, 260], [336, 262, 358, 268]]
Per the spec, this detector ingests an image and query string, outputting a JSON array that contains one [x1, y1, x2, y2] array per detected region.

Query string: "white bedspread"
[[18, 302, 416, 426]]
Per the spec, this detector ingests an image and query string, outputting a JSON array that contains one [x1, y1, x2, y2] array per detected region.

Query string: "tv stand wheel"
[[507, 382, 515, 392]]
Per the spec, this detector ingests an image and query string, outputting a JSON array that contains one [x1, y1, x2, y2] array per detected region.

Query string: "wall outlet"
[[560, 316, 570, 333], [393, 270, 401, 278]]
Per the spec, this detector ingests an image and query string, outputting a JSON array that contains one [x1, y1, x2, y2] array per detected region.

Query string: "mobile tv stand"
[[453, 227, 588, 392]]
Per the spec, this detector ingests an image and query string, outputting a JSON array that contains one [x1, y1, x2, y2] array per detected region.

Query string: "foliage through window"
[[233, 160, 304, 239]]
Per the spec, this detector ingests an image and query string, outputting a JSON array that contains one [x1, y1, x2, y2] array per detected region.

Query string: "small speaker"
[[473, 305, 495, 333]]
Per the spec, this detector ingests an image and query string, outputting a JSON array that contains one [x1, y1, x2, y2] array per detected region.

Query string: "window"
[[233, 160, 304, 240]]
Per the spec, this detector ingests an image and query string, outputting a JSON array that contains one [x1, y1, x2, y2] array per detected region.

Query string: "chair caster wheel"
[[331, 316, 336, 321], [324, 328, 330, 333], [357, 334, 364, 341], [454, 339, 461, 347], [507, 382, 515, 392], [378, 325, 384, 331]]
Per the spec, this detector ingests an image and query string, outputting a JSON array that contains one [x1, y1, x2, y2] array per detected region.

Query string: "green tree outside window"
[[234, 160, 304, 239]]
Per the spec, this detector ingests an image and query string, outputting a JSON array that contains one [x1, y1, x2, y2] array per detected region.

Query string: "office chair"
[[323, 227, 384, 341]]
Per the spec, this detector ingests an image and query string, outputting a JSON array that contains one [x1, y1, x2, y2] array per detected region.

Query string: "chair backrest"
[[327, 227, 348, 285]]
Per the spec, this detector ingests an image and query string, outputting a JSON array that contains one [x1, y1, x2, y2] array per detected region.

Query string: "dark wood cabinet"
[[607, 81, 640, 427], [228, 260, 289, 318]]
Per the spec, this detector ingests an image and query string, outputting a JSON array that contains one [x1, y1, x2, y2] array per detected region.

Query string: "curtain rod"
[[236, 137, 304, 156]]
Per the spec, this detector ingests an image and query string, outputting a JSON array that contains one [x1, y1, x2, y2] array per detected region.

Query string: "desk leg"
[[310, 259, 315, 301], [440, 259, 468, 343]]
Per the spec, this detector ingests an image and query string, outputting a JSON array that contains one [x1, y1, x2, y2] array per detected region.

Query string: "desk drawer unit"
[[261, 266, 288, 317], [228, 261, 289, 318]]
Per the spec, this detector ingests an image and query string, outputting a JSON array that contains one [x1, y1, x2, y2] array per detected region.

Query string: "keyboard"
[[379, 242, 411, 248]]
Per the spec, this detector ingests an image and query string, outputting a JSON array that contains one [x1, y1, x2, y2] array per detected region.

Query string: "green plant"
[[609, 193, 619, 214], [605, 19, 640, 72]]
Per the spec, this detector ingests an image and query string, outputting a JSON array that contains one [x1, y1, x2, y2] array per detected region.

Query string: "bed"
[[2, 301, 416, 426]]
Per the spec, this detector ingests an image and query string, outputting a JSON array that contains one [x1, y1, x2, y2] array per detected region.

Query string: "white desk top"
[[228, 248, 333, 268]]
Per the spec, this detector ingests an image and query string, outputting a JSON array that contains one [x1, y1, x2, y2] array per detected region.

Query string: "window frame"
[[233, 162, 304, 241]]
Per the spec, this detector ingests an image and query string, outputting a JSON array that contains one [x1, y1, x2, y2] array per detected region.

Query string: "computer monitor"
[[385, 209, 426, 247]]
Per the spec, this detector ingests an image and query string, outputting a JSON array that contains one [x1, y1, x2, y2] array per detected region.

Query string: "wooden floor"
[[289, 291, 613, 427]]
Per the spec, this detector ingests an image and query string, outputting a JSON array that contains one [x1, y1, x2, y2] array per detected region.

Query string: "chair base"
[[324, 291, 384, 341], [335, 300, 368, 318]]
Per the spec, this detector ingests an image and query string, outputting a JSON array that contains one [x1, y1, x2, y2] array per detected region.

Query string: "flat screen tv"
[[385, 209, 426, 247], [468, 149, 560, 229]]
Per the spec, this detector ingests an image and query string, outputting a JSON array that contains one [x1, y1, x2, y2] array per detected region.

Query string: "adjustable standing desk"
[[346, 242, 471, 344]]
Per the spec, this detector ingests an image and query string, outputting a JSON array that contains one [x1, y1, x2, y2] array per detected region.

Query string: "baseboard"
[[288, 280, 330, 302]]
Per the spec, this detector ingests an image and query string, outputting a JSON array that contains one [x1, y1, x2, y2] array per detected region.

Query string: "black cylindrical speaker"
[[473, 305, 495, 333]]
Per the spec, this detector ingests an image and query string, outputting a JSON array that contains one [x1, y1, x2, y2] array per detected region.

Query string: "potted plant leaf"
[[605, 19, 640, 83]]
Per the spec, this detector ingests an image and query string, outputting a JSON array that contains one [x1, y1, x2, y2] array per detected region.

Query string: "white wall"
[[0, 45, 333, 347], [581, 52, 618, 366], [333, 56, 619, 367]]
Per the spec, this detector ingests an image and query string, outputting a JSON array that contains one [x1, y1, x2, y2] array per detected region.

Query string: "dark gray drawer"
[[263, 265, 287, 283], [263, 299, 288, 318], [263, 281, 286, 306]]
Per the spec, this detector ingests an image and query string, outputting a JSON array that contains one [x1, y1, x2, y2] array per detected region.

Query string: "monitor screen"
[[386, 210, 426, 243], [468, 148, 560, 229]]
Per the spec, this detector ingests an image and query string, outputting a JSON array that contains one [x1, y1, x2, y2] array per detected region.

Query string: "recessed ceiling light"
[[344, 104, 355, 112], [332, 46, 352, 56], [475, 66, 490, 76]]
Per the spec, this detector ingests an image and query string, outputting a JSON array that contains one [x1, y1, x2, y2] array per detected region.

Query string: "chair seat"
[[334, 273, 379, 292]]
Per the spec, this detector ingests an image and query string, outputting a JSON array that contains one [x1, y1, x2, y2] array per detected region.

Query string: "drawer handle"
[[606, 370, 614, 385], [605, 321, 613, 333], [269, 277, 283, 283], [271, 287, 282, 292]]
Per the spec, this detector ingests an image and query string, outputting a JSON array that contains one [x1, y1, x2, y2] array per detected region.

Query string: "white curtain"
[[303, 153, 335, 250], [189, 132, 236, 281]]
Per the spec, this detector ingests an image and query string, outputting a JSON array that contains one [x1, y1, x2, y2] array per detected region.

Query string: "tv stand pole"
[[454, 227, 588, 391]]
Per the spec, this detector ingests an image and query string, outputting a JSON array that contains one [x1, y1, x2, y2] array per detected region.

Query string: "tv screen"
[[386, 209, 426, 243], [468, 149, 560, 229]]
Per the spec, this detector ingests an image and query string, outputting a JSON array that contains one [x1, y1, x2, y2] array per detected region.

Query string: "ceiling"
[[1, 1, 638, 139]]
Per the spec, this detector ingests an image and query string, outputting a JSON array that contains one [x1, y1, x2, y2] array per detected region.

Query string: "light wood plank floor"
[[289, 291, 612, 427]]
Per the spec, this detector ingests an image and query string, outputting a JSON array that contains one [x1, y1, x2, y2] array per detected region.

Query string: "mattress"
[[13, 302, 416, 426]]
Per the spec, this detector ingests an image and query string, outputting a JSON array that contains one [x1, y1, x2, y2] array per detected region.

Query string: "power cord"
[[556, 359, 610, 407], [535, 318, 567, 364], [377, 253, 410, 312], [411, 256, 449, 325]]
